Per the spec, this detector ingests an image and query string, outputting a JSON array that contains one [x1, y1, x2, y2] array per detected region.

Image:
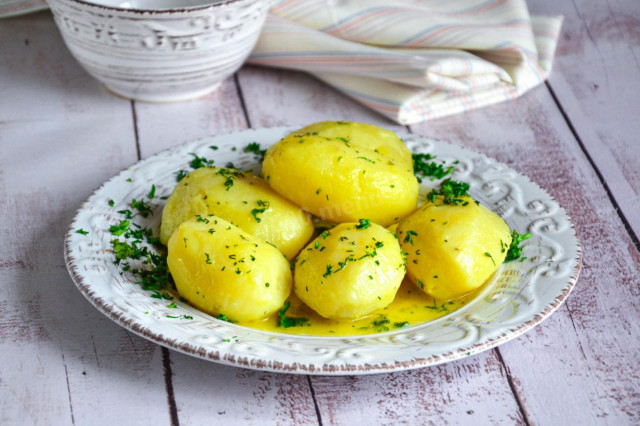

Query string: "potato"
[[293, 121, 412, 168], [262, 122, 418, 226], [294, 221, 405, 319], [167, 216, 292, 322], [397, 196, 512, 300], [160, 167, 314, 260]]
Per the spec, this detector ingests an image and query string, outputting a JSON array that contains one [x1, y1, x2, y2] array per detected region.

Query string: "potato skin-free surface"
[[293, 121, 412, 168], [294, 222, 405, 320], [160, 167, 313, 260], [262, 123, 418, 226], [167, 217, 292, 322], [397, 196, 512, 300]]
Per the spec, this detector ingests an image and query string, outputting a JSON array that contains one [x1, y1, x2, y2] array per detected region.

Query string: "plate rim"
[[64, 126, 582, 375]]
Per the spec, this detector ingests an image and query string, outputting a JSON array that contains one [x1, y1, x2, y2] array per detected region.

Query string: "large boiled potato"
[[160, 167, 314, 260], [397, 196, 512, 300], [262, 122, 418, 226], [167, 217, 292, 322], [294, 221, 405, 319], [293, 121, 412, 168]]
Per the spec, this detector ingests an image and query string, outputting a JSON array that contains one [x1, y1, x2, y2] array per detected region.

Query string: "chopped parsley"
[[76, 228, 89, 235], [355, 218, 371, 230], [244, 142, 266, 161], [176, 170, 189, 182], [427, 178, 471, 205], [412, 153, 454, 183], [485, 251, 496, 266], [505, 230, 532, 262], [216, 313, 236, 323], [278, 301, 309, 328], [250, 200, 270, 223], [109, 220, 130, 236], [403, 230, 418, 245], [322, 264, 333, 278], [357, 156, 376, 164], [131, 198, 153, 217], [188, 152, 215, 169], [425, 300, 450, 313]]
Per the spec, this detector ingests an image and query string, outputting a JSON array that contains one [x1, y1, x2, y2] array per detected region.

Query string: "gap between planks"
[[233, 71, 323, 425], [130, 100, 181, 425], [544, 81, 640, 253], [407, 122, 533, 425]]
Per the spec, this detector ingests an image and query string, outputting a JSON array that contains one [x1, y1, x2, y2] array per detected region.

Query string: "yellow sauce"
[[238, 279, 478, 336]]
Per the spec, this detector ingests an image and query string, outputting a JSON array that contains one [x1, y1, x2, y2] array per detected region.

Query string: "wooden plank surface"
[[411, 84, 640, 424], [0, 12, 171, 426], [132, 77, 319, 425], [1, 1, 639, 425], [237, 68, 528, 424], [529, 0, 640, 243]]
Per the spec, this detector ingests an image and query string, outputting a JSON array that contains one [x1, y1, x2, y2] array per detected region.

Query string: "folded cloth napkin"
[[248, 0, 562, 124]]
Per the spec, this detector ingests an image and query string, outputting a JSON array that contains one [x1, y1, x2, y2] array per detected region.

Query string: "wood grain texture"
[[170, 353, 318, 425], [131, 76, 319, 425], [133, 77, 248, 159], [1, 2, 639, 425], [236, 66, 405, 133], [0, 12, 171, 426], [311, 353, 524, 426], [411, 84, 640, 424], [528, 0, 640, 242], [237, 66, 528, 424]]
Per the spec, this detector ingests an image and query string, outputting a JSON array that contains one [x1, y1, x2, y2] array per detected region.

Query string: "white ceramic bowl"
[[47, 0, 270, 102]]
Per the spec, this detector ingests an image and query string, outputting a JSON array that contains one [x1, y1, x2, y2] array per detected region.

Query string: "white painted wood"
[[237, 66, 406, 133], [528, 0, 640, 239], [0, 12, 171, 426], [134, 77, 248, 159], [170, 353, 318, 425], [1, 2, 639, 425], [311, 352, 524, 425], [237, 66, 528, 424], [411, 84, 640, 424], [132, 75, 320, 424]]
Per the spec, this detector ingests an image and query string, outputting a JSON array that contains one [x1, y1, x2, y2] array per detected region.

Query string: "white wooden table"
[[1, 2, 639, 424]]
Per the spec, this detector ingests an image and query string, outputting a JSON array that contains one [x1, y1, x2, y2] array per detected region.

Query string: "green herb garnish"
[[216, 313, 236, 323], [427, 178, 470, 205], [188, 152, 215, 169], [109, 220, 130, 236], [412, 153, 454, 183], [355, 218, 371, 229], [505, 230, 532, 262], [244, 142, 266, 161], [131, 198, 153, 217], [278, 301, 309, 328], [250, 200, 270, 223], [176, 170, 189, 182]]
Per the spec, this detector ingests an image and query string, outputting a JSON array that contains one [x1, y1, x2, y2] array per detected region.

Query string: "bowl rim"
[[49, 0, 256, 14]]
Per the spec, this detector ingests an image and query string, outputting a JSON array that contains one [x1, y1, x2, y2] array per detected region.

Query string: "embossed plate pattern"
[[64, 127, 581, 375]]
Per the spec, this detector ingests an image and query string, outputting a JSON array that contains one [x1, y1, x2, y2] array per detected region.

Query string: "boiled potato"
[[293, 121, 412, 168], [160, 167, 314, 260], [263, 122, 418, 226], [397, 196, 512, 300], [294, 221, 405, 319], [167, 216, 292, 322]]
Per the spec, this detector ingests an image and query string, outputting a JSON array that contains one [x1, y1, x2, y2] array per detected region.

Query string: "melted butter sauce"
[[239, 279, 479, 336]]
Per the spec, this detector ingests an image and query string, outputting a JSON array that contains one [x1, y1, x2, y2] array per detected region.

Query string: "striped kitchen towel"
[[248, 0, 562, 124]]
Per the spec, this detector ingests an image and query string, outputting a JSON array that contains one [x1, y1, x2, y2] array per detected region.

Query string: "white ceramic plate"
[[64, 127, 581, 375]]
